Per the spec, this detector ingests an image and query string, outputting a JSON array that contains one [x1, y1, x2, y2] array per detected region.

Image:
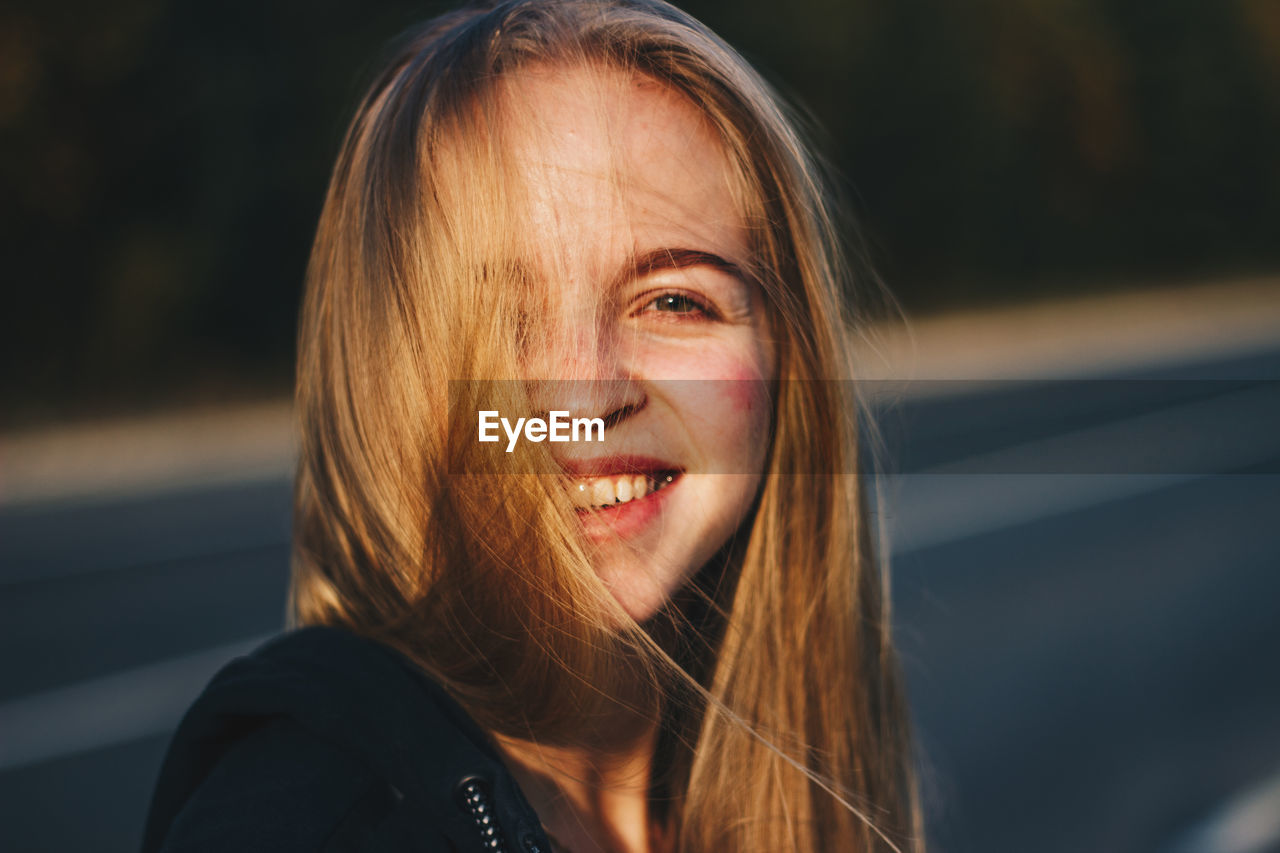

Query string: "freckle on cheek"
[[716, 370, 763, 408], [722, 383, 767, 418]]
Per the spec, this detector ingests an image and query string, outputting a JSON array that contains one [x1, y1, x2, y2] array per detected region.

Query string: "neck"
[[488, 564, 737, 852], [495, 720, 668, 853]]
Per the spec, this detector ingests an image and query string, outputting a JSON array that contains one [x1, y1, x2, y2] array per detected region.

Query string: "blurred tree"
[[2, 0, 1278, 423]]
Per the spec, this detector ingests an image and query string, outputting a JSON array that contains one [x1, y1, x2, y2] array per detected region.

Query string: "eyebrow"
[[609, 247, 748, 292]]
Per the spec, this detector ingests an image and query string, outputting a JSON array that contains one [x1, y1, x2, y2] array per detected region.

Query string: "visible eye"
[[640, 292, 713, 318]]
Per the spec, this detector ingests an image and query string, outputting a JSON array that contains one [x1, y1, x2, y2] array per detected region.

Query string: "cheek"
[[631, 336, 774, 469], [627, 330, 773, 466], [664, 378, 772, 473], [724, 375, 765, 417], [728, 383, 773, 470], [701, 351, 773, 448], [629, 329, 770, 380]]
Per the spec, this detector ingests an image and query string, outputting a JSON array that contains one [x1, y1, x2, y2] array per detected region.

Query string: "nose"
[[525, 324, 646, 428]]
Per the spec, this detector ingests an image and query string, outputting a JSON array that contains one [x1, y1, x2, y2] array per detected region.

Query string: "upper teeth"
[[568, 473, 675, 509]]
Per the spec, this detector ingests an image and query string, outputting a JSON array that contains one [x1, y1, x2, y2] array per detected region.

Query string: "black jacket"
[[141, 627, 554, 853]]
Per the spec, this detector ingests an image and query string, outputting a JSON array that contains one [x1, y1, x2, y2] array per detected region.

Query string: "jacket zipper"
[[458, 778, 509, 852]]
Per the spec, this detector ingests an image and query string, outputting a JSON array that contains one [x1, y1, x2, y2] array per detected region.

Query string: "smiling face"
[[495, 64, 775, 622]]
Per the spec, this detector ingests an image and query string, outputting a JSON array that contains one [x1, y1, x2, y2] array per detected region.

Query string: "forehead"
[[491, 63, 749, 279]]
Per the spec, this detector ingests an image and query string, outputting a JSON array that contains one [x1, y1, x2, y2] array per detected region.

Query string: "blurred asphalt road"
[[2, 280, 1279, 853]]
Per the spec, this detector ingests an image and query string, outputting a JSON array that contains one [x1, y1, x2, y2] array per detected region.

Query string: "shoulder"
[[143, 627, 547, 853], [155, 717, 426, 853]]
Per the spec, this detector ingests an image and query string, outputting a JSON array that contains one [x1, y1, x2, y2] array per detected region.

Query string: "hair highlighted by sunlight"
[[291, 1, 921, 849]]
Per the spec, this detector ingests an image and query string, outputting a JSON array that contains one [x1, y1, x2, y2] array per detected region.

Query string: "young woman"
[[143, 1, 921, 851]]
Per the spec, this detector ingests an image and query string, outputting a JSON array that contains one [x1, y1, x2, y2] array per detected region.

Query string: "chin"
[[594, 563, 680, 624], [582, 474, 765, 625]]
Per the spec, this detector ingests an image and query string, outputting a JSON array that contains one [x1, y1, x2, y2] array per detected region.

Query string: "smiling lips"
[[567, 471, 677, 510], [556, 456, 681, 513]]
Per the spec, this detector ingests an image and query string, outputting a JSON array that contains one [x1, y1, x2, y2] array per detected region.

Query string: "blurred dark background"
[[3, 0, 1279, 426]]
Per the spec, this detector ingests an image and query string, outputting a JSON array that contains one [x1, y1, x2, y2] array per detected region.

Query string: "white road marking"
[[1161, 766, 1280, 853], [882, 382, 1279, 555], [0, 636, 269, 772], [881, 472, 1200, 556]]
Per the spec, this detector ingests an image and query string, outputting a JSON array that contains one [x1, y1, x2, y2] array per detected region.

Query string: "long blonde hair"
[[291, 1, 921, 849]]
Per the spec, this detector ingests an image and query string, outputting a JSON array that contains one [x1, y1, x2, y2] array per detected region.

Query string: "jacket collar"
[[142, 626, 552, 853]]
